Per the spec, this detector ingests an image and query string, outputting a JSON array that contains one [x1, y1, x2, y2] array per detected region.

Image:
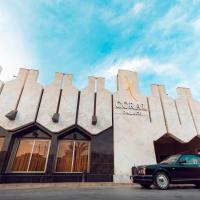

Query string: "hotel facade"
[[0, 68, 200, 183]]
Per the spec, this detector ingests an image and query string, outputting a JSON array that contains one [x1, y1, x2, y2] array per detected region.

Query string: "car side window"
[[196, 155, 200, 164], [179, 155, 199, 165]]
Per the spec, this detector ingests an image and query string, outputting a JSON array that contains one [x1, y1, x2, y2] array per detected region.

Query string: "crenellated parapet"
[[176, 87, 200, 134], [0, 68, 113, 134], [0, 67, 199, 138], [0, 69, 42, 130], [78, 76, 112, 135], [36, 73, 79, 132]]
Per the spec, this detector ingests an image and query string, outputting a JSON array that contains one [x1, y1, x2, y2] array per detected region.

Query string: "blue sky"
[[0, 0, 200, 98]]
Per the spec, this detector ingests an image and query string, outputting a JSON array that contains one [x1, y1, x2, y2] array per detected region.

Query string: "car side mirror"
[[178, 160, 187, 165]]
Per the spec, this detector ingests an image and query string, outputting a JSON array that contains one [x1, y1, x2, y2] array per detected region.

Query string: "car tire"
[[195, 184, 200, 188], [140, 184, 151, 189], [154, 172, 170, 190]]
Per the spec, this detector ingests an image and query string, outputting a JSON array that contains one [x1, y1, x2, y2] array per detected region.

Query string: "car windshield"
[[160, 155, 180, 164]]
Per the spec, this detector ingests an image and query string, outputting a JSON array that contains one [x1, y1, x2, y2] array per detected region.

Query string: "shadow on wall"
[[154, 134, 200, 163]]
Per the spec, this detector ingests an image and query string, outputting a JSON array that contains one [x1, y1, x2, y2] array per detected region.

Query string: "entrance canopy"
[[154, 134, 200, 163]]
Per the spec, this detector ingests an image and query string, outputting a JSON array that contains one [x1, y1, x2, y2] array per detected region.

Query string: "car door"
[[172, 154, 199, 182]]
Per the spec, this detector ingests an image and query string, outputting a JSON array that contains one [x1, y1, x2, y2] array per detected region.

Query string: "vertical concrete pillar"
[[37, 73, 79, 132], [0, 68, 29, 129], [78, 76, 112, 135], [0, 134, 13, 173], [36, 73, 63, 132], [113, 70, 154, 183], [177, 87, 200, 135], [46, 134, 58, 174], [117, 69, 140, 97]]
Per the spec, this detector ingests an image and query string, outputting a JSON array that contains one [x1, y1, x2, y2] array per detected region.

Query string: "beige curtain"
[[0, 137, 5, 151], [12, 139, 50, 172], [73, 141, 89, 172], [56, 140, 89, 173], [56, 141, 74, 172]]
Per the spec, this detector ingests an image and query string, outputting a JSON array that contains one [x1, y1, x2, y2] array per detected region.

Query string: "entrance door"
[[56, 140, 90, 173]]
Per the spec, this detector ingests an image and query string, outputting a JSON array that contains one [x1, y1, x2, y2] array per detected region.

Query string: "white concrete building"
[[0, 68, 199, 183]]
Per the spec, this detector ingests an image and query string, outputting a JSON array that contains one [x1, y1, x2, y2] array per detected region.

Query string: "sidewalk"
[[0, 182, 134, 190]]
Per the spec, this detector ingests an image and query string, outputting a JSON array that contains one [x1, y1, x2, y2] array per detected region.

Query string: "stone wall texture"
[[0, 68, 200, 183]]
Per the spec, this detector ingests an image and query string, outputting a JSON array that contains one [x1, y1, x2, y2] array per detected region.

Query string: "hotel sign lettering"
[[114, 101, 148, 116]]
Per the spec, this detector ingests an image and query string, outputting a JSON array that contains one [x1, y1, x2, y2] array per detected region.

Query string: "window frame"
[[178, 154, 200, 166], [11, 138, 51, 173], [55, 139, 90, 173]]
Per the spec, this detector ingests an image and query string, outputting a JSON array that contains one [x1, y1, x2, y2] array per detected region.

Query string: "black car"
[[131, 154, 200, 190]]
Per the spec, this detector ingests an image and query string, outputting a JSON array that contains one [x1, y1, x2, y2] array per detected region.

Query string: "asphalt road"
[[0, 186, 199, 200]]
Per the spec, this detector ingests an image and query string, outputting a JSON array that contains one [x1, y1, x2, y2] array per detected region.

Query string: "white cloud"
[[131, 2, 144, 15], [93, 55, 200, 99], [175, 72, 200, 100], [103, 2, 145, 26], [0, 6, 37, 82], [94, 56, 182, 80], [193, 18, 200, 33], [90, 56, 187, 96], [149, 4, 189, 37]]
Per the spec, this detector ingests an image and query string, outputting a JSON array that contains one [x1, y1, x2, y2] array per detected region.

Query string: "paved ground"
[[0, 185, 199, 200]]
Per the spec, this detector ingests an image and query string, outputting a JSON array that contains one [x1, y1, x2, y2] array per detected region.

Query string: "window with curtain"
[[11, 139, 50, 172], [56, 140, 89, 173], [56, 141, 74, 172], [0, 137, 5, 151]]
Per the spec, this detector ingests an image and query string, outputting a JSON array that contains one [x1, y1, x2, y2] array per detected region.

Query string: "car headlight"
[[138, 167, 146, 175]]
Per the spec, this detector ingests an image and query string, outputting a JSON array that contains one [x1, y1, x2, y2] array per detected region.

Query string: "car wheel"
[[140, 184, 151, 189], [195, 184, 200, 188], [154, 172, 170, 190]]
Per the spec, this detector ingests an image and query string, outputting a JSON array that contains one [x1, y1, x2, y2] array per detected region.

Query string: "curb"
[[0, 182, 135, 190]]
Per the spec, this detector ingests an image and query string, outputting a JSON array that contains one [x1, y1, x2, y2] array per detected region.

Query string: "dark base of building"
[[0, 125, 114, 184], [0, 173, 113, 183]]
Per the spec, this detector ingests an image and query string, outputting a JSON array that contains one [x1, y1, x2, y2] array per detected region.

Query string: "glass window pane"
[[0, 137, 5, 151], [12, 140, 34, 171], [56, 141, 74, 172], [28, 140, 50, 172], [180, 155, 199, 165], [197, 155, 200, 164], [73, 141, 89, 172]]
